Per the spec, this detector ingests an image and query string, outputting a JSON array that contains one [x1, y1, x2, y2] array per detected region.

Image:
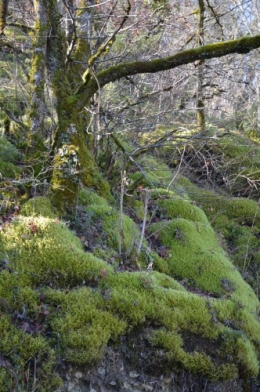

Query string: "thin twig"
[[137, 189, 149, 256], [119, 170, 126, 260], [167, 145, 186, 191]]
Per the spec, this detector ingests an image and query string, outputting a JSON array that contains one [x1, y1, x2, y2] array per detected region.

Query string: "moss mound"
[[175, 176, 260, 297], [20, 196, 57, 218], [0, 195, 260, 389]]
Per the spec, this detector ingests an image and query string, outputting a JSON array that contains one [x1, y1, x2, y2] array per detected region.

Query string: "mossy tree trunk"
[[29, 0, 50, 148], [35, 0, 107, 210], [0, 0, 8, 34], [20, 0, 260, 211]]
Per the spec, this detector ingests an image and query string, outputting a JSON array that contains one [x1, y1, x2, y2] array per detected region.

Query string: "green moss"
[[149, 218, 259, 311], [151, 308, 258, 380], [78, 187, 108, 206], [132, 199, 146, 220], [0, 193, 260, 385], [151, 271, 186, 291], [175, 178, 260, 296], [84, 204, 141, 262], [156, 198, 209, 224], [0, 315, 61, 390], [183, 351, 216, 378], [216, 364, 239, 381], [151, 251, 171, 275], [20, 196, 58, 218], [0, 216, 112, 288], [220, 328, 259, 378], [47, 287, 126, 364], [236, 337, 259, 376]]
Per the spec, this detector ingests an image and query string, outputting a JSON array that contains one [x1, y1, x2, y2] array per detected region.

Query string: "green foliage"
[[0, 136, 20, 162], [0, 136, 21, 179]]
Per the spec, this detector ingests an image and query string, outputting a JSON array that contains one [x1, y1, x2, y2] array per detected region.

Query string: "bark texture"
[[0, 0, 8, 34]]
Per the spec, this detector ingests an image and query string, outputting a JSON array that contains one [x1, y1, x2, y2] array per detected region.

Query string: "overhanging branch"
[[76, 34, 260, 99]]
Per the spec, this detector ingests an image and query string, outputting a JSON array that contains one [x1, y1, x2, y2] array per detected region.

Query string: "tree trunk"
[[29, 0, 49, 147], [28, 0, 110, 211], [0, 0, 8, 34]]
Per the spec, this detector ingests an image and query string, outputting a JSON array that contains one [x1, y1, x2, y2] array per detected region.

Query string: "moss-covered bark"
[[65, 0, 93, 88], [29, 1, 111, 210], [29, 1, 49, 139], [0, 0, 8, 34], [77, 34, 260, 98]]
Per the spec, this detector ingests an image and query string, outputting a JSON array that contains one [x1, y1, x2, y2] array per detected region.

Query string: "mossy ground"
[[0, 192, 260, 389], [175, 175, 260, 297], [2, 128, 260, 390]]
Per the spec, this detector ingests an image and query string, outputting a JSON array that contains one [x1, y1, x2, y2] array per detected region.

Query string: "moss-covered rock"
[[0, 215, 112, 289], [175, 175, 260, 297], [149, 217, 258, 310], [0, 313, 62, 390], [156, 198, 209, 224], [78, 188, 109, 207], [1, 192, 260, 389], [20, 196, 58, 218]]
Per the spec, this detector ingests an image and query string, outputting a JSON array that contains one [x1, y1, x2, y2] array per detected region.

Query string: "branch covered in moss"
[[0, 0, 8, 34], [77, 34, 260, 98]]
